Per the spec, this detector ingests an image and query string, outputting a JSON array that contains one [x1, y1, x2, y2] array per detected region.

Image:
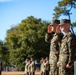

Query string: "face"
[[60, 25, 64, 32], [60, 24, 70, 32]]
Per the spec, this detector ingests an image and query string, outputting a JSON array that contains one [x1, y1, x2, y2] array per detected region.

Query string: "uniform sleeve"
[[57, 33, 63, 41], [45, 32, 54, 43], [57, 33, 63, 47], [67, 35, 73, 65]]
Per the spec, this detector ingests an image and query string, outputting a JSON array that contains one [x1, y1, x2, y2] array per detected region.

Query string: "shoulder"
[[58, 33, 63, 37], [67, 31, 75, 42], [67, 31, 72, 36], [67, 31, 75, 38]]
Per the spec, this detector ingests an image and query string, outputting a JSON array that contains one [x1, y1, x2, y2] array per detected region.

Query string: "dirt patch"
[[2, 71, 40, 75]]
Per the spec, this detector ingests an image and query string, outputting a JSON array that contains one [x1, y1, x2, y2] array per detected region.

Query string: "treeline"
[[0, 16, 50, 71]]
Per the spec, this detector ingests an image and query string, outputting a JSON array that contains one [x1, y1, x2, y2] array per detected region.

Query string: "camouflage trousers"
[[49, 53, 58, 75], [30, 72, 35, 75], [59, 62, 74, 75], [24, 72, 29, 75], [41, 72, 46, 75], [58, 54, 74, 75]]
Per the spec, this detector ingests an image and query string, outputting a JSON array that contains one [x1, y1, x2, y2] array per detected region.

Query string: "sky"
[[0, 0, 76, 41]]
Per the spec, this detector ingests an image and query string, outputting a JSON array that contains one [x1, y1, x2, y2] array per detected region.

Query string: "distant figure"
[[41, 59, 46, 75], [30, 58, 35, 75], [40, 58, 45, 75], [45, 57, 50, 75], [24, 58, 29, 75], [28, 60, 31, 75]]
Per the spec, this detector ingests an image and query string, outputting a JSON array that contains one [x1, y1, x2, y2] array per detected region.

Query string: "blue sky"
[[0, 0, 76, 41]]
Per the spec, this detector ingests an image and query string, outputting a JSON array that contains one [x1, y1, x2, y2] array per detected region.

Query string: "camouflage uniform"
[[25, 62, 29, 75], [45, 20, 63, 75], [42, 60, 46, 75], [30, 58, 35, 75], [45, 57, 50, 75], [45, 32, 54, 43], [49, 33, 63, 75], [25, 59, 30, 75], [58, 31, 76, 75], [58, 19, 76, 75], [40, 58, 44, 75], [28, 61, 31, 75]]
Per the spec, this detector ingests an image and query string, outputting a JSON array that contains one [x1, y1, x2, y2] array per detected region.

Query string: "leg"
[[66, 64, 74, 75], [31, 72, 35, 75], [41, 72, 43, 75], [49, 55, 58, 75], [45, 70, 49, 75], [58, 61, 66, 75]]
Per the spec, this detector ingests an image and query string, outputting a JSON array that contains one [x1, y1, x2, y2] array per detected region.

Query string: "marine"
[[57, 19, 76, 75], [46, 20, 63, 75]]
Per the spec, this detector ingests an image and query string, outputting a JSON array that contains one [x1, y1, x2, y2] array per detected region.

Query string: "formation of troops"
[[24, 58, 35, 75], [24, 57, 50, 75], [24, 19, 76, 75], [40, 57, 50, 75]]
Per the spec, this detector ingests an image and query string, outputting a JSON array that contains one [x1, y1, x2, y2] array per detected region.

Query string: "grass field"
[[2, 71, 40, 75]]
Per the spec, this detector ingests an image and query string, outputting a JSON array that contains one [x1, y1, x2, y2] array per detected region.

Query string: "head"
[[40, 58, 44, 64], [45, 57, 49, 61], [28, 60, 31, 64], [25, 58, 29, 63], [30, 57, 34, 62], [50, 20, 60, 32], [59, 19, 71, 33], [42, 59, 46, 63], [41, 57, 44, 60]]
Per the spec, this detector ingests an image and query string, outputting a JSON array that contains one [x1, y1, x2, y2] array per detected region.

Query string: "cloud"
[[0, 0, 12, 2]]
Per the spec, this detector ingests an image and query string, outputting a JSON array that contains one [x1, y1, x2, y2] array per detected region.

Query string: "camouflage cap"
[[59, 19, 70, 25], [50, 20, 60, 25]]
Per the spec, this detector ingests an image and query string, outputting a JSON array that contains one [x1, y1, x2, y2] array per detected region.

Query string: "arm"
[[45, 32, 54, 42], [45, 25, 54, 43], [67, 34, 73, 65]]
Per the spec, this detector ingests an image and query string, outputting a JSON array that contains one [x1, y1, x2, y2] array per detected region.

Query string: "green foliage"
[[53, 0, 76, 19], [0, 40, 4, 57], [72, 22, 76, 26], [5, 16, 50, 70], [0, 40, 9, 68], [53, 6, 65, 19]]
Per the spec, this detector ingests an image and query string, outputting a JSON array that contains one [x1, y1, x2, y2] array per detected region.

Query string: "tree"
[[5, 16, 50, 70], [0, 40, 9, 69], [53, 0, 76, 20], [72, 21, 76, 26], [0, 40, 3, 58], [53, 0, 76, 33]]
